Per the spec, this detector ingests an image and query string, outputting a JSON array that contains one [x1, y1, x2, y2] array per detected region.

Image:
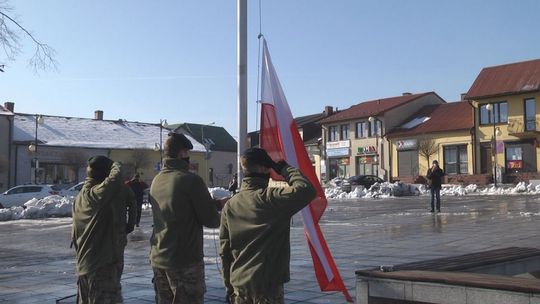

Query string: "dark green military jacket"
[[149, 157, 220, 270], [219, 165, 316, 296], [114, 185, 136, 246], [72, 162, 123, 276]]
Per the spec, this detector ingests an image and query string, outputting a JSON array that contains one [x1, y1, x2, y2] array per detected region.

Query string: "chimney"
[[4, 102, 14, 112], [94, 110, 103, 120], [324, 106, 333, 116], [460, 93, 468, 100], [402, 92, 412, 96]]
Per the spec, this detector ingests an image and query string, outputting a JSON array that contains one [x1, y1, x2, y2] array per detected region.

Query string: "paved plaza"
[[0, 194, 539, 303]]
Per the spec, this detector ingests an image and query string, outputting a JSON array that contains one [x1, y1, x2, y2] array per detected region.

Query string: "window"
[[506, 146, 523, 171], [328, 126, 338, 142], [479, 102, 508, 125], [525, 98, 536, 131], [443, 145, 468, 174], [340, 124, 349, 140], [355, 122, 367, 138], [369, 120, 381, 137]]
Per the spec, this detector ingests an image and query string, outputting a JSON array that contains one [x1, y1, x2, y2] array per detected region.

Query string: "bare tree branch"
[[0, 1, 57, 72], [418, 136, 438, 168]]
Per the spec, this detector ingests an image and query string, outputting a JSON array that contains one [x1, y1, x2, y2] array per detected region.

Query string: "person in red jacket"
[[126, 173, 148, 227]]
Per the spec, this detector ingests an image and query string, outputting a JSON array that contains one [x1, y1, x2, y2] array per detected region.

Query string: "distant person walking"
[[72, 156, 124, 303], [219, 148, 316, 303], [228, 173, 238, 195], [126, 173, 148, 227], [426, 160, 445, 212], [149, 133, 228, 304]]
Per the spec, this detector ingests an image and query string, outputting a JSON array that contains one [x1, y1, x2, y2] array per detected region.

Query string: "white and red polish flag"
[[259, 39, 352, 302]]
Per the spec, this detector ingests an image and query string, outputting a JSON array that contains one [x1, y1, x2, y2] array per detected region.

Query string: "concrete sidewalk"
[[1, 194, 539, 303]]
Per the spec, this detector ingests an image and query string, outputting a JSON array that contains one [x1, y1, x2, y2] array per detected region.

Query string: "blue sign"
[[326, 147, 349, 157]]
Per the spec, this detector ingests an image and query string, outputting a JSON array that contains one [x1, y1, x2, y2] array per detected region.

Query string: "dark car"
[[341, 175, 383, 193]]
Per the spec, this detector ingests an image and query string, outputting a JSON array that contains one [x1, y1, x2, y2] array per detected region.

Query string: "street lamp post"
[[159, 119, 168, 166], [201, 122, 215, 185], [28, 115, 44, 184], [486, 104, 502, 187], [368, 116, 379, 177]]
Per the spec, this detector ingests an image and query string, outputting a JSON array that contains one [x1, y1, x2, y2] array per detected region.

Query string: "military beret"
[[87, 155, 113, 172], [168, 132, 194, 150]]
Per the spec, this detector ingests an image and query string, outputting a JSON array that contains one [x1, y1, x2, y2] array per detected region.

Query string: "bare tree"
[[63, 149, 87, 179], [418, 136, 438, 169], [126, 150, 151, 176], [0, 0, 57, 72]]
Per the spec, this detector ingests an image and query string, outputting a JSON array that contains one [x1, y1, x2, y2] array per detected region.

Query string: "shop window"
[[443, 145, 468, 174], [506, 146, 523, 172]]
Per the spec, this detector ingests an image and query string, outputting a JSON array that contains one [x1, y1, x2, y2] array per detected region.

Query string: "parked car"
[[0, 184, 61, 208], [341, 175, 384, 193], [61, 182, 85, 197]]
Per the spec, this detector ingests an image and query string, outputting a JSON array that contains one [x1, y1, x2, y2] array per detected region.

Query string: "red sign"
[[507, 160, 523, 169]]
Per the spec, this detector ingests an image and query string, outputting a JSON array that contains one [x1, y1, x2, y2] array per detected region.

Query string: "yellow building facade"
[[389, 132, 474, 181], [466, 59, 540, 183], [471, 91, 540, 181], [110, 149, 208, 184]]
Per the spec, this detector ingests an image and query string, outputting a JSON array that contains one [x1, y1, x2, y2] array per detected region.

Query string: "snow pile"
[[209, 187, 232, 200], [141, 187, 231, 211], [479, 182, 540, 195], [325, 182, 420, 199], [325, 181, 540, 200], [0, 195, 74, 221]]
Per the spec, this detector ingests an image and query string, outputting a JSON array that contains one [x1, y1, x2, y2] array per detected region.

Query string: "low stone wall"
[[395, 174, 493, 185], [505, 172, 540, 184]]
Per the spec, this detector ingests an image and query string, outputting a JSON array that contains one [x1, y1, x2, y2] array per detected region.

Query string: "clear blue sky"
[[2, 0, 539, 137]]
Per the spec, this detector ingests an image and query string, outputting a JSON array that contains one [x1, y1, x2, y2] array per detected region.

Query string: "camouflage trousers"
[[77, 264, 118, 304], [152, 262, 206, 304], [114, 235, 127, 303], [230, 285, 284, 304]]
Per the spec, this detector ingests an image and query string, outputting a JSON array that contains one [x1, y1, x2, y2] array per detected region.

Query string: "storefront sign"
[[396, 139, 417, 151], [338, 158, 350, 165], [359, 155, 378, 164], [326, 140, 350, 149], [326, 147, 350, 157], [507, 160, 523, 169], [357, 146, 377, 155]]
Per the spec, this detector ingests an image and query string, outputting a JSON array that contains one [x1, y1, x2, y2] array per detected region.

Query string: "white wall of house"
[[207, 151, 237, 188]]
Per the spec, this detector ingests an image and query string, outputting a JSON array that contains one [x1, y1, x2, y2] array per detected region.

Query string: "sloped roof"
[[386, 102, 473, 138], [0, 105, 13, 116], [466, 58, 540, 100], [294, 112, 327, 126], [13, 114, 205, 151], [319, 92, 440, 124], [247, 111, 330, 147], [171, 123, 237, 152]]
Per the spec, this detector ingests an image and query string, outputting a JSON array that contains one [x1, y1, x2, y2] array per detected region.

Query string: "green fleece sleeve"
[[87, 162, 123, 208], [187, 175, 220, 228], [219, 209, 234, 296], [267, 165, 317, 216]]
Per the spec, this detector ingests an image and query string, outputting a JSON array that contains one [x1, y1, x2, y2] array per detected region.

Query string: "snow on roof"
[[400, 116, 430, 129], [0, 105, 13, 116], [13, 114, 206, 151]]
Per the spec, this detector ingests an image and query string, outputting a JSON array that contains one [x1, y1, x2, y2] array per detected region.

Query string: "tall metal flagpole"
[[237, 0, 248, 183]]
